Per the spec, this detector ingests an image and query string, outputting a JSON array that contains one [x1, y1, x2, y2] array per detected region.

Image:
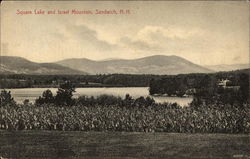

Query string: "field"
[[0, 131, 249, 159]]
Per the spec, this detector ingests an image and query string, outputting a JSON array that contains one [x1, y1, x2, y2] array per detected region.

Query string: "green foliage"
[[74, 94, 156, 108], [35, 89, 54, 105], [0, 74, 162, 88], [0, 90, 15, 106], [238, 73, 249, 103], [133, 96, 155, 107], [149, 78, 158, 95], [75, 94, 123, 106], [23, 99, 30, 105], [35, 82, 75, 106], [55, 81, 75, 106], [149, 70, 249, 108], [190, 72, 249, 107], [149, 75, 193, 96]]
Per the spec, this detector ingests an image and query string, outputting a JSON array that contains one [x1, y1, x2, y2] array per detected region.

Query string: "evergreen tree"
[[55, 81, 75, 106], [0, 90, 15, 106]]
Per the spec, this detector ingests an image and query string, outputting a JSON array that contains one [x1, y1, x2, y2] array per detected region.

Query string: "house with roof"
[[217, 79, 240, 90]]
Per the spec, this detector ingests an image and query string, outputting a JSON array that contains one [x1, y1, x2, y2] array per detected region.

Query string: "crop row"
[[0, 103, 249, 133]]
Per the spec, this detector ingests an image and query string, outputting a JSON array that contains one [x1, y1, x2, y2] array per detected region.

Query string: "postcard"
[[0, 1, 249, 159]]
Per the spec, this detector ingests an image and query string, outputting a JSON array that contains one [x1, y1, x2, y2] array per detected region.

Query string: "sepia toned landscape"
[[0, 1, 249, 159]]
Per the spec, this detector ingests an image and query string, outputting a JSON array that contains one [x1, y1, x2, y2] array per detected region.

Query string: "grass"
[[0, 131, 249, 159]]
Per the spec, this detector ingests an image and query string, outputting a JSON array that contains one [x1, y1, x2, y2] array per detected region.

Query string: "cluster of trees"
[[34, 81, 157, 108], [0, 78, 34, 88], [149, 74, 216, 96], [75, 94, 156, 108], [1, 69, 249, 108], [0, 82, 162, 108], [0, 90, 16, 106], [2, 69, 248, 89], [149, 69, 249, 106], [0, 74, 164, 88], [191, 73, 249, 106], [35, 81, 75, 106]]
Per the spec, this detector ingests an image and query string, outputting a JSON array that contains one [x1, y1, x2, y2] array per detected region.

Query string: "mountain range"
[[56, 55, 213, 75], [0, 55, 248, 75], [0, 56, 87, 75], [203, 64, 249, 72]]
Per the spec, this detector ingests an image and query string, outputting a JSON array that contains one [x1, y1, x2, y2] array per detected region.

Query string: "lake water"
[[2, 87, 193, 107]]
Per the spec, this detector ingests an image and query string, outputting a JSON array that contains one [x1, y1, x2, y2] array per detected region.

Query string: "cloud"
[[137, 26, 204, 40], [61, 24, 119, 51], [120, 36, 159, 51], [119, 25, 207, 53]]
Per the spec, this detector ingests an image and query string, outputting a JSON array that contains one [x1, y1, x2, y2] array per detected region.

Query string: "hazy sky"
[[1, 1, 249, 65]]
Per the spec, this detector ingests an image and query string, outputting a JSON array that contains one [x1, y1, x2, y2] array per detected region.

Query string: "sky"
[[1, 1, 249, 65]]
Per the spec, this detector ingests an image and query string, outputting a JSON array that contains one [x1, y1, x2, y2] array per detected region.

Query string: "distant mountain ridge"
[[4, 55, 245, 75], [204, 64, 249, 72], [0, 56, 87, 75], [56, 55, 213, 75]]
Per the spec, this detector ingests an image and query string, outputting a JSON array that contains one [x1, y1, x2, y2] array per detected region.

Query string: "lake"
[[3, 87, 193, 106]]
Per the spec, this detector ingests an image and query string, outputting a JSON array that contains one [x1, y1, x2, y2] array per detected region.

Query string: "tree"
[[42, 89, 54, 103], [238, 73, 249, 104], [35, 89, 55, 105], [55, 81, 75, 106], [0, 90, 15, 106], [23, 99, 30, 105], [149, 79, 156, 95]]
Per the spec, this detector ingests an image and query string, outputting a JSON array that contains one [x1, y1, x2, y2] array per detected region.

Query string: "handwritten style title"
[[16, 9, 131, 15]]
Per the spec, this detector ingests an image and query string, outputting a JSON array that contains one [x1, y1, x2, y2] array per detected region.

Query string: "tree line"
[[149, 69, 249, 106], [0, 74, 163, 88], [1, 69, 248, 89]]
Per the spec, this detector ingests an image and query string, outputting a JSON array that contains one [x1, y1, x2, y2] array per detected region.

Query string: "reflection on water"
[[3, 87, 193, 107]]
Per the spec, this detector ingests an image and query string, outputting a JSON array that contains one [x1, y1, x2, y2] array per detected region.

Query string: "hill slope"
[[0, 56, 87, 75], [204, 64, 249, 72], [56, 55, 213, 75]]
